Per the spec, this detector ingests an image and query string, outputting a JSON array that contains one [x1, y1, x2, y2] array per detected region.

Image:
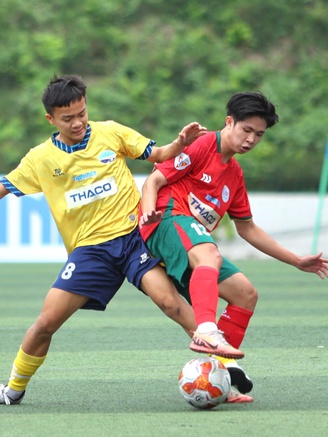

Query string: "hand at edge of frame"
[[298, 252, 328, 279]]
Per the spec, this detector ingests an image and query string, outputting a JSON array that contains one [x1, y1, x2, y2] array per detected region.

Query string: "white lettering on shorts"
[[65, 177, 118, 209], [188, 192, 221, 231], [140, 253, 150, 264]]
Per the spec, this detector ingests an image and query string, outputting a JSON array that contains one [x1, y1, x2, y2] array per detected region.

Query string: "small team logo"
[[53, 168, 64, 177], [140, 253, 150, 264], [201, 173, 212, 183], [221, 309, 231, 319], [98, 150, 116, 164], [174, 153, 191, 170], [222, 185, 230, 203]]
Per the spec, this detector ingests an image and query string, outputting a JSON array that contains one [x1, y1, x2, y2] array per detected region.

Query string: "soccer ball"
[[178, 356, 231, 409]]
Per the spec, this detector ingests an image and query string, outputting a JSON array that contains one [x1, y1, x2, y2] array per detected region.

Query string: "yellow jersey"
[[3, 121, 151, 254]]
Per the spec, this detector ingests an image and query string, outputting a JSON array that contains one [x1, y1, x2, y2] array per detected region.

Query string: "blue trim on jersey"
[[136, 140, 156, 160], [0, 177, 25, 197], [51, 124, 91, 153]]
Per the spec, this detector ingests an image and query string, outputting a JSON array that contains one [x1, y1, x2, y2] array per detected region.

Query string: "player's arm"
[[146, 122, 207, 163], [234, 219, 328, 279], [139, 170, 168, 228], [0, 183, 10, 199]]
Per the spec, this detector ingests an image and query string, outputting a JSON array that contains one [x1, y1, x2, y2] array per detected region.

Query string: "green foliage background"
[[1, 0, 328, 191]]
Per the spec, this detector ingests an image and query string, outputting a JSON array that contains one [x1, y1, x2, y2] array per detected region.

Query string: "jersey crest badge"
[[222, 185, 230, 203], [174, 153, 191, 170], [99, 150, 116, 164]]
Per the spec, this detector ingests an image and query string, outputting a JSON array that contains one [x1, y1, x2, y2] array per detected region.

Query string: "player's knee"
[[32, 312, 60, 338], [189, 243, 222, 270], [245, 284, 258, 310], [155, 294, 180, 315]]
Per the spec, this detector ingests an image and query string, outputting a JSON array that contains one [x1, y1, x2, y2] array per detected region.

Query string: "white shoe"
[[190, 330, 244, 359], [0, 384, 25, 405]]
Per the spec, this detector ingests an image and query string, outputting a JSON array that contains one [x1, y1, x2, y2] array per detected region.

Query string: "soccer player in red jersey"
[[139, 91, 328, 402]]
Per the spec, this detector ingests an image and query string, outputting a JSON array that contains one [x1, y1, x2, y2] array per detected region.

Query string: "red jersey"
[[140, 131, 252, 241]]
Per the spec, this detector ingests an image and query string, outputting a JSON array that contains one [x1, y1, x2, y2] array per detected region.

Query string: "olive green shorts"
[[146, 215, 240, 304]]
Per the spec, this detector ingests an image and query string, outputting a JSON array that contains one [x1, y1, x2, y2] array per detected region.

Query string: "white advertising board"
[[0, 175, 326, 262]]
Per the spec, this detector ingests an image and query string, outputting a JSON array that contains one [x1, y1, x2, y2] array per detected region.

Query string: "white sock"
[[197, 322, 217, 333], [6, 387, 24, 400]]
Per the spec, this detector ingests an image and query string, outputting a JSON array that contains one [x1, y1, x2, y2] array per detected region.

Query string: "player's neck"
[[56, 133, 77, 147], [220, 128, 234, 163]]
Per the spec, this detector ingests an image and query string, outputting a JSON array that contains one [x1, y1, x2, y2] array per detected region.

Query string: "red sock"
[[189, 266, 219, 326], [217, 304, 253, 348]]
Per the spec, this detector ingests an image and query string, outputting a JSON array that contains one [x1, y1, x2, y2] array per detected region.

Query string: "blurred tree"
[[0, 0, 327, 192]]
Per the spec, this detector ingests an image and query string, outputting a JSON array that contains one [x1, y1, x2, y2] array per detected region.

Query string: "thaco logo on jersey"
[[174, 153, 191, 170], [65, 177, 117, 209], [188, 192, 221, 231]]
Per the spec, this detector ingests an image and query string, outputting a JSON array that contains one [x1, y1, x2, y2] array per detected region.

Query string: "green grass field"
[[0, 261, 327, 437]]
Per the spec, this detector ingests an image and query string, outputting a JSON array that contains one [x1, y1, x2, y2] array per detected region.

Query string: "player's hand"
[[177, 122, 207, 148], [297, 252, 328, 279], [139, 210, 163, 229]]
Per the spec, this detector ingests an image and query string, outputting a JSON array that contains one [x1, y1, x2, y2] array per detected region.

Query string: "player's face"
[[227, 116, 267, 154], [46, 97, 88, 146]]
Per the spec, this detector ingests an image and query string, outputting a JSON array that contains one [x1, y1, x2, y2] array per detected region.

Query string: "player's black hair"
[[226, 91, 279, 128], [42, 74, 87, 115]]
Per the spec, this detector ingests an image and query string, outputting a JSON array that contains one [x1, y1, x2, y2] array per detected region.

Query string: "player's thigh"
[[147, 215, 217, 287], [141, 264, 181, 305], [172, 216, 220, 269], [219, 272, 258, 310]]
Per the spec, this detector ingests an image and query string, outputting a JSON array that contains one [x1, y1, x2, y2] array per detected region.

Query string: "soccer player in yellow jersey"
[[0, 74, 210, 405]]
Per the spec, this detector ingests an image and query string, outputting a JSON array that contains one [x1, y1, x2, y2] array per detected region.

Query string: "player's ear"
[[45, 113, 55, 125], [225, 116, 234, 128]]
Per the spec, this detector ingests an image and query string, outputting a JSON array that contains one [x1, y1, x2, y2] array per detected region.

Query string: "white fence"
[[215, 192, 328, 259], [0, 176, 327, 262]]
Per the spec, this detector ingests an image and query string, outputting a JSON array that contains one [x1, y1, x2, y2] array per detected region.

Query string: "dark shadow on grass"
[[2, 376, 327, 415]]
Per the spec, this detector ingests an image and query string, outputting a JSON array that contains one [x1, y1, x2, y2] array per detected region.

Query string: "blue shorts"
[[52, 227, 160, 311]]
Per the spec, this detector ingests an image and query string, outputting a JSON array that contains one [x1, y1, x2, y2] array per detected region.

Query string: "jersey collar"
[[51, 124, 91, 153], [216, 131, 221, 153]]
